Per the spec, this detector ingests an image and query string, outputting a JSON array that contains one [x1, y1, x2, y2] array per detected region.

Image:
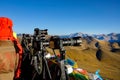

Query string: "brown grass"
[[47, 39, 120, 80]]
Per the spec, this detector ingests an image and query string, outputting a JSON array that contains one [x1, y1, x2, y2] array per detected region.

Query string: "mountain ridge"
[[60, 32, 120, 44]]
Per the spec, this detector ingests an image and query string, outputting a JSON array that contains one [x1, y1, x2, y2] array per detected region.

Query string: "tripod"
[[31, 39, 52, 80]]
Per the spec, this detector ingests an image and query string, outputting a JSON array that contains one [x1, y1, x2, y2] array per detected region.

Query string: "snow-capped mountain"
[[60, 32, 88, 38], [93, 33, 120, 43], [60, 32, 120, 44]]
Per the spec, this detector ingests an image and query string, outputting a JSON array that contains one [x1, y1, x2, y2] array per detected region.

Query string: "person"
[[0, 17, 23, 80]]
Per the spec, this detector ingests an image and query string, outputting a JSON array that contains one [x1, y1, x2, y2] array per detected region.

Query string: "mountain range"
[[18, 32, 120, 45], [60, 32, 120, 45]]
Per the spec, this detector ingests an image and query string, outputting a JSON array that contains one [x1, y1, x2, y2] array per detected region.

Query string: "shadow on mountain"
[[110, 42, 120, 52], [96, 49, 102, 61], [111, 48, 120, 52]]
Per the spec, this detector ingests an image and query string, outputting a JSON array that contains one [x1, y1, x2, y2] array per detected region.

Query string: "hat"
[[0, 17, 13, 28], [0, 17, 13, 40]]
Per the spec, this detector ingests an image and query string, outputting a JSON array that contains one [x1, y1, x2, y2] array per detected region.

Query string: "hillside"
[[47, 38, 120, 80], [66, 39, 120, 80]]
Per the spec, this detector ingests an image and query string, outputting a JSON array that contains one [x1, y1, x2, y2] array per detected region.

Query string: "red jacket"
[[0, 17, 23, 79]]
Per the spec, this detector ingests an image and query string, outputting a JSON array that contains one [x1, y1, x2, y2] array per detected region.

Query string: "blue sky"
[[0, 0, 120, 35]]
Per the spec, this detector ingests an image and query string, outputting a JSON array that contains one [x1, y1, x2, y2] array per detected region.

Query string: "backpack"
[[0, 40, 18, 73]]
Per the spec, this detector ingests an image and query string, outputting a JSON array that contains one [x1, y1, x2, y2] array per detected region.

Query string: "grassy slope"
[[47, 39, 120, 80], [65, 46, 120, 80]]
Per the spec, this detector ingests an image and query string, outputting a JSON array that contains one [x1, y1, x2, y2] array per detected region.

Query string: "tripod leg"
[[43, 57, 52, 80], [60, 60, 66, 80]]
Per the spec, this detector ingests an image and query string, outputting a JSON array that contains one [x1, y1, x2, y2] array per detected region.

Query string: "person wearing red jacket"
[[0, 17, 23, 80]]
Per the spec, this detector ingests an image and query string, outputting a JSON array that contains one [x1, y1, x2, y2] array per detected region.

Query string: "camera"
[[22, 28, 82, 50], [49, 35, 82, 49]]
